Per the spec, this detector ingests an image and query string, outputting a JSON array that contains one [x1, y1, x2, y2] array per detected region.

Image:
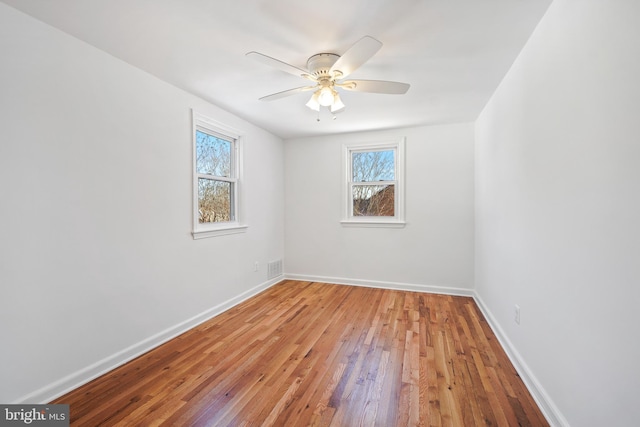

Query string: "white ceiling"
[[2, 0, 552, 139]]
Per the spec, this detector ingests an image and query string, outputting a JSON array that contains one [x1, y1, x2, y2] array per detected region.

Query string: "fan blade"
[[246, 51, 310, 79], [339, 79, 410, 94], [329, 36, 383, 78], [259, 86, 317, 101]]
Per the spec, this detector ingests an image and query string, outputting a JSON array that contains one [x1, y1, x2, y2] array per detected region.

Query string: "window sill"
[[192, 224, 248, 239], [340, 219, 406, 228]]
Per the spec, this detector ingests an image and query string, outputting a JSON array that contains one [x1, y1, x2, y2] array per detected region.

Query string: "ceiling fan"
[[246, 36, 410, 115]]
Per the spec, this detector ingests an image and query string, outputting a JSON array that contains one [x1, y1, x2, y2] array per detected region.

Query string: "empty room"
[[1, 0, 638, 426]]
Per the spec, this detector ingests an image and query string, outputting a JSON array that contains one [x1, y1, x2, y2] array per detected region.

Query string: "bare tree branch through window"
[[195, 130, 234, 223], [351, 150, 395, 217]]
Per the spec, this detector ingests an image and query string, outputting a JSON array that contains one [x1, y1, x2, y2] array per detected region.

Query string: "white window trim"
[[192, 111, 247, 239], [341, 138, 406, 228]]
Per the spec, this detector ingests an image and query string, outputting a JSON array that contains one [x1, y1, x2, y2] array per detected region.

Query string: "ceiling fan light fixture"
[[330, 93, 345, 113], [305, 92, 320, 111], [317, 87, 335, 107]]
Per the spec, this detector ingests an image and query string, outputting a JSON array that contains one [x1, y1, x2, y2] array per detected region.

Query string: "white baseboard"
[[14, 276, 283, 405], [284, 273, 474, 297], [473, 293, 569, 427]]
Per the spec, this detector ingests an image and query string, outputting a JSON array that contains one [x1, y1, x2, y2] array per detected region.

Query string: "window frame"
[[192, 111, 246, 239], [341, 138, 406, 228]]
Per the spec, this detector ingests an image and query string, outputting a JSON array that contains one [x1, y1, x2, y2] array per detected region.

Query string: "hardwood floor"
[[52, 280, 548, 426]]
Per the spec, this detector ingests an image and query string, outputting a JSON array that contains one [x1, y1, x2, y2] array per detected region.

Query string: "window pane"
[[198, 178, 232, 223], [352, 150, 395, 182], [196, 130, 231, 177], [352, 184, 395, 217]]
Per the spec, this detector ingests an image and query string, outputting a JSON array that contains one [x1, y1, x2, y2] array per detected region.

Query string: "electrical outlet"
[[254, 262, 259, 272], [514, 305, 521, 325]]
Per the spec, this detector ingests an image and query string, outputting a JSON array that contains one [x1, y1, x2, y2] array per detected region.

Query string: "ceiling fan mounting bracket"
[[306, 53, 340, 79]]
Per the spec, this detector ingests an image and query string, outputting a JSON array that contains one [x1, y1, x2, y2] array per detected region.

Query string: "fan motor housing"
[[306, 53, 340, 78]]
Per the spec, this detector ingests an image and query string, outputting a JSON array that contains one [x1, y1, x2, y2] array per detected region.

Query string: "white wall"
[[475, 0, 640, 425], [285, 123, 474, 293], [0, 4, 284, 403]]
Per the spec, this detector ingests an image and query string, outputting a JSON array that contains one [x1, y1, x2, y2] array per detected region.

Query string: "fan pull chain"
[[315, 107, 338, 122]]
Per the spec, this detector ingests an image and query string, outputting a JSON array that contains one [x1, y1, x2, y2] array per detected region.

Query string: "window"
[[192, 112, 246, 239], [342, 139, 405, 227]]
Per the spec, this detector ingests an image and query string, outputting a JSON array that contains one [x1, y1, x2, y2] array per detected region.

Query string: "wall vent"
[[267, 259, 283, 280]]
